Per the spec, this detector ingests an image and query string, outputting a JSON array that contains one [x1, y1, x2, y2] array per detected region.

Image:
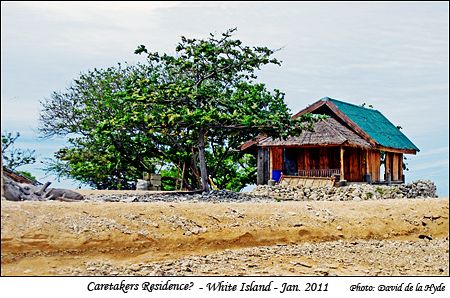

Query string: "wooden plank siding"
[[304, 149, 310, 171], [319, 148, 327, 169], [392, 153, 399, 181], [398, 153, 403, 181], [345, 147, 365, 182], [297, 148, 304, 171], [367, 150, 380, 182], [382, 152, 403, 182], [266, 146, 397, 183], [384, 152, 391, 180], [295, 147, 340, 173], [271, 147, 283, 171]]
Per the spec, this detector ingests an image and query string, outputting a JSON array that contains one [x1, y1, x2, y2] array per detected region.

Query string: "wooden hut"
[[242, 97, 419, 185]]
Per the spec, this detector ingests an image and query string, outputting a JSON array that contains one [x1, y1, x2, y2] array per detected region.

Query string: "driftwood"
[[3, 175, 84, 202], [44, 188, 84, 201]]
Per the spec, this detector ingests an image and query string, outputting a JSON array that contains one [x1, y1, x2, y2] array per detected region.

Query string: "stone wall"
[[250, 180, 438, 201]]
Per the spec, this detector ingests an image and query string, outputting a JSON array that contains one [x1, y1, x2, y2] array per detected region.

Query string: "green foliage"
[[402, 156, 409, 171], [40, 65, 156, 189], [1, 131, 36, 170], [17, 171, 36, 181], [159, 166, 178, 191], [39, 29, 320, 191], [133, 28, 321, 191], [375, 187, 385, 196]]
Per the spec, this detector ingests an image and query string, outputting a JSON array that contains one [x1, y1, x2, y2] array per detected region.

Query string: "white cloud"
[[412, 159, 449, 172], [10, 1, 182, 21], [415, 146, 449, 157]]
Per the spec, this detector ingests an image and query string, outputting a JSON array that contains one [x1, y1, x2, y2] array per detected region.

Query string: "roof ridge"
[[329, 98, 419, 152], [326, 97, 380, 112]]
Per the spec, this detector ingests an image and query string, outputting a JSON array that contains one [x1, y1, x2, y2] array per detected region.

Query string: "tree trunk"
[[180, 161, 185, 191], [198, 127, 210, 193]]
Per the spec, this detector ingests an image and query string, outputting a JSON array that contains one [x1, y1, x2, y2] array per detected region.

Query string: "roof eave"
[[258, 142, 372, 149], [376, 145, 419, 155]]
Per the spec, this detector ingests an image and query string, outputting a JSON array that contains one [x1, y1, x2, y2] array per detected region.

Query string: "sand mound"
[[1, 198, 448, 276]]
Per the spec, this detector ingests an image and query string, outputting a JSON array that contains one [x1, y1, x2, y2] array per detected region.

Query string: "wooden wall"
[[271, 147, 283, 171], [367, 150, 380, 182], [343, 147, 365, 182], [384, 152, 403, 182], [297, 148, 309, 170], [392, 153, 399, 181], [295, 147, 340, 172], [266, 146, 401, 183]]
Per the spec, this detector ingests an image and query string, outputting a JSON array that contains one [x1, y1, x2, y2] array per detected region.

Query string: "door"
[[283, 148, 298, 176]]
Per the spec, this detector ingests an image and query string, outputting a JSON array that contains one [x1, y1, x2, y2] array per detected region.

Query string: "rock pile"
[[250, 180, 438, 201], [398, 180, 437, 198], [88, 189, 271, 203], [84, 180, 437, 203]]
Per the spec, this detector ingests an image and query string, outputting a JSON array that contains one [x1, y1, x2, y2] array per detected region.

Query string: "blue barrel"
[[272, 170, 282, 182]]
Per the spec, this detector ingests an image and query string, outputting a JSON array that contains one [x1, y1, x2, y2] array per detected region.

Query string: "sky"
[[1, 1, 449, 195]]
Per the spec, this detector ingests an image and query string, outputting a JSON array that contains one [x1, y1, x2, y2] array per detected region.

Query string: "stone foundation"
[[250, 180, 438, 201]]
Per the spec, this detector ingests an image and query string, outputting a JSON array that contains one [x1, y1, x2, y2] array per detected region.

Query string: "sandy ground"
[[1, 197, 448, 276]]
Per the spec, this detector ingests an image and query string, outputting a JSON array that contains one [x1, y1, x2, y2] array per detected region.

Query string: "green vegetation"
[[1, 131, 36, 170], [16, 171, 36, 181], [39, 29, 320, 191], [375, 187, 385, 196]]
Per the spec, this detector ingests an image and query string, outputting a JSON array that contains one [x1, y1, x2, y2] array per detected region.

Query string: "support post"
[[365, 150, 369, 174], [385, 152, 391, 182], [340, 146, 345, 182], [364, 149, 372, 184], [269, 148, 273, 180], [257, 147, 264, 185]]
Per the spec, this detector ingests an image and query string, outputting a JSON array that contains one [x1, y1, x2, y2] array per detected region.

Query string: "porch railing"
[[298, 169, 340, 178]]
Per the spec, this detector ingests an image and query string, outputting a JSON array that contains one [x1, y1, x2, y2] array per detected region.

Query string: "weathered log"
[[34, 181, 52, 196], [44, 188, 84, 201]]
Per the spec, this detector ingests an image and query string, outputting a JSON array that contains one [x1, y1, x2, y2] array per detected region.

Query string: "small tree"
[[1, 131, 36, 170]]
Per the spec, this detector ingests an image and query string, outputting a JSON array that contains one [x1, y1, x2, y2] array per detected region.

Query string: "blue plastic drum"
[[272, 170, 282, 182]]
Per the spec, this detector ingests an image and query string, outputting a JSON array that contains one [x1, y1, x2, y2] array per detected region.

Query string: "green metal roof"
[[323, 97, 419, 152]]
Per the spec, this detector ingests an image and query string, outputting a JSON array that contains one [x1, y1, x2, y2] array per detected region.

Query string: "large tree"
[[40, 29, 319, 191], [133, 28, 318, 191]]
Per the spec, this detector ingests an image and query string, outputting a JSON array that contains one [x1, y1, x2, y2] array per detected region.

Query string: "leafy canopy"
[[132, 28, 321, 191], [39, 28, 321, 190]]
